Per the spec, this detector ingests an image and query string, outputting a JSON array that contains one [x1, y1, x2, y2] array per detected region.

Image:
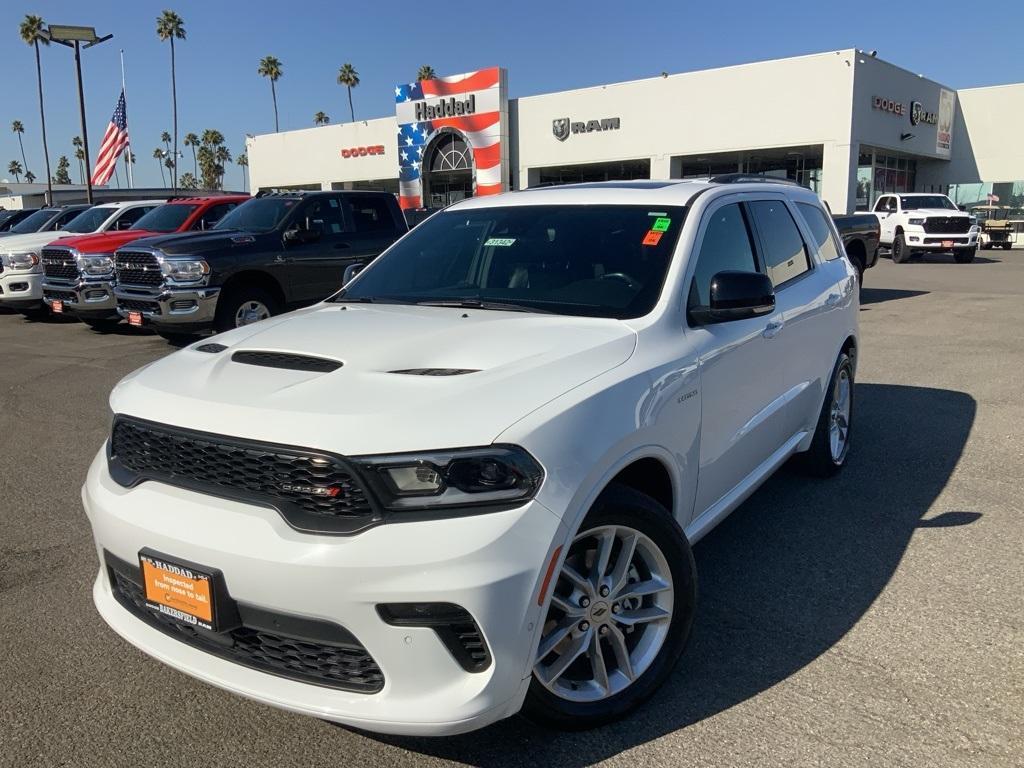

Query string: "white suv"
[[83, 179, 858, 735]]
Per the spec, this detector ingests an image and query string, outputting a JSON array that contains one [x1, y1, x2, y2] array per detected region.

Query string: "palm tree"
[[237, 152, 248, 192], [314, 111, 330, 126], [161, 131, 171, 154], [417, 65, 436, 82], [215, 146, 232, 189], [72, 136, 85, 184], [258, 56, 283, 132], [54, 156, 71, 185], [20, 15, 52, 203], [153, 148, 166, 186], [337, 63, 359, 122], [156, 10, 186, 193], [8, 160, 23, 182], [25, 170, 37, 183], [184, 132, 199, 176], [178, 171, 198, 190], [11, 121, 29, 174]]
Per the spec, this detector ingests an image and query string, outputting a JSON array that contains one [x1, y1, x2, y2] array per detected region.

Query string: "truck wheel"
[[214, 284, 280, 333], [954, 248, 976, 264], [796, 350, 854, 477], [82, 318, 121, 332], [891, 234, 910, 264], [1002, 243, 1013, 250], [980, 242, 991, 250], [850, 256, 865, 293], [523, 483, 696, 730]]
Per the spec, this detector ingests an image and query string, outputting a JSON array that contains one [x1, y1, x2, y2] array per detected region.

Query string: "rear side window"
[[347, 195, 396, 233], [689, 203, 758, 308], [297, 197, 345, 235], [796, 203, 842, 261], [748, 201, 811, 287]]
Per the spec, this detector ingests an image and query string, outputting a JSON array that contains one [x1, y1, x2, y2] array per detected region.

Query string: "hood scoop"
[[389, 368, 480, 376], [231, 350, 343, 373]]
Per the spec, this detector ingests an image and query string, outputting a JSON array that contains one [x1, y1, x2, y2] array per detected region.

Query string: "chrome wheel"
[[235, 300, 270, 327], [829, 367, 851, 462], [534, 525, 674, 703]]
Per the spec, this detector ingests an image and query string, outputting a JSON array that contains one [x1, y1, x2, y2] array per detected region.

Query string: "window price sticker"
[[651, 217, 671, 232], [642, 231, 663, 246], [484, 237, 516, 247]]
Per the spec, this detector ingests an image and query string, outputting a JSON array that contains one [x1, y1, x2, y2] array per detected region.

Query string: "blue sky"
[[3, 0, 1022, 189]]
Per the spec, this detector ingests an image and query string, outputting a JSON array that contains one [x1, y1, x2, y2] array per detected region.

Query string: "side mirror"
[[706, 270, 775, 322], [342, 262, 365, 285]]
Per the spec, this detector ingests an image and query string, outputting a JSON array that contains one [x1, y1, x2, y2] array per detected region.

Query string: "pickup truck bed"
[[833, 213, 880, 286]]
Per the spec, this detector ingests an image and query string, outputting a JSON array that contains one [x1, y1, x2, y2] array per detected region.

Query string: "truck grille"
[[117, 297, 161, 314], [115, 250, 163, 286], [108, 416, 380, 535], [923, 217, 971, 234], [41, 247, 80, 281], [105, 553, 385, 693]]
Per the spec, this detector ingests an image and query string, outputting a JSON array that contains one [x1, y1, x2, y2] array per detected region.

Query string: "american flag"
[[91, 90, 129, 186], [394, 67, 504, 209]]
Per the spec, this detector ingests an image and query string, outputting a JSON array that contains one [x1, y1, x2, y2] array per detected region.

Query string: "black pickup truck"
[[113, 190, 407, 340], [832, 213, 880, 289]]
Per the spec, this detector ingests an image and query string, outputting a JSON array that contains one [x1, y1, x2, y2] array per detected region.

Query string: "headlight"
[[908, 218, 925, 226], [77, 253, 113, 276], [161, 258, 209, 284], [6, 252, 39, 270], [355, 445, 544, 511]]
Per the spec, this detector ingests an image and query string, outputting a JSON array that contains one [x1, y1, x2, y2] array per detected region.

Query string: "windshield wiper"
[[414, 298, 554, 314]]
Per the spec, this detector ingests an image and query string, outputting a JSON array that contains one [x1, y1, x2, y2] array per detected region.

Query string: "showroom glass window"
[[689, 203, 758, 308], [748, 200, 811, 287], [796, 203, 842, 261]]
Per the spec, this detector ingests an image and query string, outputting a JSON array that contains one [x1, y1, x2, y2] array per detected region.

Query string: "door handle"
[[826, 293, 841, 307], [762, 319, 785, 339]]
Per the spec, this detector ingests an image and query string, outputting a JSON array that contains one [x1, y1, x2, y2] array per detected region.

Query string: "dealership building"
[[247, 49, 1024, 214]]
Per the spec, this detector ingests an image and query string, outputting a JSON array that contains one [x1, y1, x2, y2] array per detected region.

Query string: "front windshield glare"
[[340, 204, 687, 319], [64, 207, 112, 233], [214, 198, 296, 232], [901, 196, 957, 211], [10, 209, 57, 234]]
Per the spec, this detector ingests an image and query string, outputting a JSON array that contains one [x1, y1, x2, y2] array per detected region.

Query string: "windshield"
[[901, 195, 957, 211], [64, 207, 114, 233], [338, 204, 687, 318], [10, 208, 58, 234], [132, 203, 199, 233], [214, 197, 297, 233]]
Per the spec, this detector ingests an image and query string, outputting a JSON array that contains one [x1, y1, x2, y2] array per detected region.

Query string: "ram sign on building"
[[246, 51, 1024, 215]]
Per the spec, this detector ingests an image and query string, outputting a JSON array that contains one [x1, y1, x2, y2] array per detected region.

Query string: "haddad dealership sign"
[[552, 116, 621, 142]]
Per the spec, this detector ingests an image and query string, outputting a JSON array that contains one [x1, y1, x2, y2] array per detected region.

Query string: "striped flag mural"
[[394, 67, 508, 209]]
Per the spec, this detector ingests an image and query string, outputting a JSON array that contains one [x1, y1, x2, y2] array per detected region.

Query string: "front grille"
[[41, 247, 80, 281], [115, 250, 164, 286], [106, 554, 384, 692], [924, 237, 969, 245], [108, 416, 379, 535], [43, 289, 78, 303], [118, 297, 161, 314], [232, 350, 343, 373], [923, 216, 971, 234]]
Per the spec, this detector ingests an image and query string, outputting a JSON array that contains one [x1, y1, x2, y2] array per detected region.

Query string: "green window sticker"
[[652, 217, 671, 232], [484, 237, 516, 247]]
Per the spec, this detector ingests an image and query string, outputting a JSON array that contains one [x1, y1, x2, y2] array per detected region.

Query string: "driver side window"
[[689, 203, 758, 310]]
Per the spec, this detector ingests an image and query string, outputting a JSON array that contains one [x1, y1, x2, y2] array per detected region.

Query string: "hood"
[[0, 230, 71, 254], [125, 229, 266, 256], [111, 303, 637, 455], [48, 229, 156, 254]]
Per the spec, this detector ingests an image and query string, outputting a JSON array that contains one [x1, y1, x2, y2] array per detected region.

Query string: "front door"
[[281, 195, 353, 303]]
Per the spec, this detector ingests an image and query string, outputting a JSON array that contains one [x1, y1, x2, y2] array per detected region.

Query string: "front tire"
[[523, 483, 696, 730], [797, 351, 854, 477], [891, 234, 909, 264], [214, 284, 280, 333], [954, 248, 976, 264]]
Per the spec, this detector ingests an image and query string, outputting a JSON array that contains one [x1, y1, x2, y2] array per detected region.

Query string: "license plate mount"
[[138, 549, 233, 632], [51, 300, 63, 314], [127, 310, 143, 327], [942, 240, 954, 248]]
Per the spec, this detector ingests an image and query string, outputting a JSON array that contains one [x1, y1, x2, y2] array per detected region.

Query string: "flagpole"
[[120, 48, 134, 188]]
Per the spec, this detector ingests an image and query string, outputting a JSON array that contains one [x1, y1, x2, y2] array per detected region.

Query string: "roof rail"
[[708, 173, 807, 188]]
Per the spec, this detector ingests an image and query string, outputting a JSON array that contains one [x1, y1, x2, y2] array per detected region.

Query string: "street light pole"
[[72, 40, 94, 203]]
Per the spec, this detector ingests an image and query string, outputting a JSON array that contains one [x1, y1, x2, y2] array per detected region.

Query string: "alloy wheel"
[[534, 525, 674, 703], [235, 300, 271, 327], [829, 367, 851, 462]]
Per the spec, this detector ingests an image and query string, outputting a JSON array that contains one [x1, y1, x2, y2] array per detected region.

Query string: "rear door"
[[340, 194, 405, 263], [280, 194, 351, 302], [874, 196, 897, 243]]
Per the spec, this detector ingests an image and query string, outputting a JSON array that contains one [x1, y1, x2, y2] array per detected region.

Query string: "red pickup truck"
[[41, 195, 249, 329]]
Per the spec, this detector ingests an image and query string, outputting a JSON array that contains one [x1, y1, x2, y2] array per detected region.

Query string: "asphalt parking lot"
[[2, 250, 1022, 768]]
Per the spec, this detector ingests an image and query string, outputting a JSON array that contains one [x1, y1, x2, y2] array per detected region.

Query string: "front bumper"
[[42, 277, 118, 319], [0, 270, 43, 308], [82, 449, 564, 735], [115, 283, 220, 331], [905, 229, 978, 250]]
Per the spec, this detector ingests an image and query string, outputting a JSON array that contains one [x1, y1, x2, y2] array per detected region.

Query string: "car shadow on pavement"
[[860, 287, 929, 305], [365, 383, 976, 767]]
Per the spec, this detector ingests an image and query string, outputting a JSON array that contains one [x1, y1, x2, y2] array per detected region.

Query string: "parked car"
[[0, 204, 89, 240], [84, 178, 857, 735], [831, 213, 879, 288], [0, 208, 40, 233], [0, 201, 162, 317], [113, 190, 407, 341], [40, 196, 248, 330], [872, 193, 979, 263]]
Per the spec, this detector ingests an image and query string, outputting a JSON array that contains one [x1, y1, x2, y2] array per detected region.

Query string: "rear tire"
[[522, 483, 696, 730], [891, 234, 909, 264], [214, 283, 280, 333], [796, 351, 854, 477], [82, 318, 121, 332], [954, 248, 976, 264]]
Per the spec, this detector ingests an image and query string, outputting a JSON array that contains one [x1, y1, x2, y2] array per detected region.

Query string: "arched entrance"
[[422, 131, 474, 207]]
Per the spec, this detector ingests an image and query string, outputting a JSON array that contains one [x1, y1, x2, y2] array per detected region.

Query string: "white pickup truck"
[[872, 193, 979, 263]]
